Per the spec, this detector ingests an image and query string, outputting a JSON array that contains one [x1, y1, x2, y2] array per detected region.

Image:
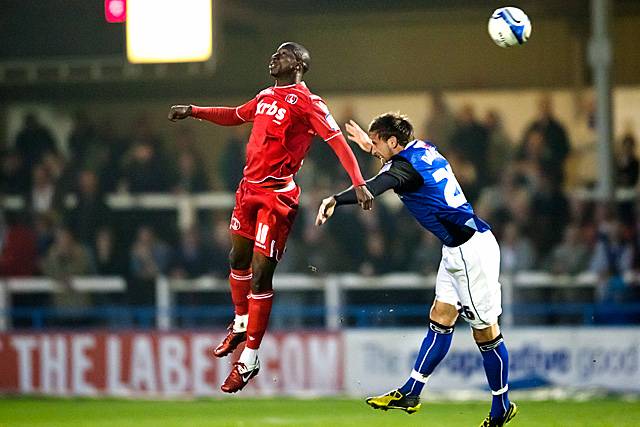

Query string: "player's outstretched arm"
[[315, 196, 336, 226], [324, 135, 374, 210], [168, 105, 192, 121], [169, 99, 257, 126]]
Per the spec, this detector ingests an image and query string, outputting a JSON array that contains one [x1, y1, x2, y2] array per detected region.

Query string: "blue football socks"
[[399, 320, 454, 397], [478, 334, 511, 420]]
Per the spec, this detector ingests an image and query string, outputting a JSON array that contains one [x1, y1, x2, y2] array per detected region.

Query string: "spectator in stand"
[[14, 113, 58, 175], [119, 141, 170, 193], [29, 164, 56, 214], [67, 170, 111, 245], [173, 151, 209, 193], [93, 226, 127, 276], [590, 216, 633, 304], [529, 173, 569, 257], [129, 225, 172, 304], [514, 127, 553, 193], [0, 149, 29, 194], [42, 151, 75, 205], [97, 117, 131, 192], [500, 222, 536, 274], [42, 226, 95, 309], [68, 111, 98, 167], [476, 166, 522, 232], [42, 226, 95, 280], [130, 225, 172, 280], [523, 95, 570, 184], [616, 133, 639, 188], [425, 91, 456, 156], [169, 225, 212, 279], [548, 223, 590, 275], [449, 104, 489, 188], [504, 187, 532, 235], [33, 212, 56, 260], [0, 211, 39, 276], [567, 96, 597, 188], [484, 110, 513, 185]]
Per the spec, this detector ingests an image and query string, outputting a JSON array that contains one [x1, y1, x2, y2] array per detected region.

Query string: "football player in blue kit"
[[316, 113, 517, 427]]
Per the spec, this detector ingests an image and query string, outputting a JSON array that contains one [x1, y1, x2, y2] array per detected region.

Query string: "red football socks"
[[229, 268, 252, 316], [246, 291, 274, 350]]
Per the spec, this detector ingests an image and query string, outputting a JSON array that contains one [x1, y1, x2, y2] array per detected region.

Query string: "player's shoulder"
[[256, 86, 276, 98], [296, 82, 326, 105]]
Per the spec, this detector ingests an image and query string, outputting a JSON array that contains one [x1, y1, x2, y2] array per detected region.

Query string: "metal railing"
[[2, 272, 639, 331]]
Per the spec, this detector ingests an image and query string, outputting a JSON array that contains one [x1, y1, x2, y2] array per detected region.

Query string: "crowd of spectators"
[[1, 94, 640, 314]]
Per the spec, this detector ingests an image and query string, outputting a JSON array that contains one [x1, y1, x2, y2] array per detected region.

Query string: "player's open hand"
[[345, 120, 376, 156], [355, 184, 374, 211], [315, 196, 337, 226], [168, 105, 192, 122]]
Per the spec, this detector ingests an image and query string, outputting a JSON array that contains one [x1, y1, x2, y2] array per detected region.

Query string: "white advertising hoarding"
[[344, 327, 640, 395]]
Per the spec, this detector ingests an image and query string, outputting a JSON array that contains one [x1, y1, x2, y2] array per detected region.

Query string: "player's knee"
[[472, 323, 501, 343], [250, 258, 275, 293], [430, 301, 458, 326], [229, 248, 251, 270], [250, 269, 272, 293]]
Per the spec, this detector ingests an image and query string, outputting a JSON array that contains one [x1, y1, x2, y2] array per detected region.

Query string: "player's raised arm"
[[167, 98, 258, 126], [345, 120, 378, 157], [308, 99, 373, 210]]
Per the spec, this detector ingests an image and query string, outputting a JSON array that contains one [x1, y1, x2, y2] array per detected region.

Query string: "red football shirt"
[[191, 82, 364, 186]]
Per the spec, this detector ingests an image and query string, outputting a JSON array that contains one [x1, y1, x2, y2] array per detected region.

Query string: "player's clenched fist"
[[355, 185, 374, 211], [168, 105, 192, 121]]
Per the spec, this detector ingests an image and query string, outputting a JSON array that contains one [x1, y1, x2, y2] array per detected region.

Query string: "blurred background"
[[1, 0, 640, 404]]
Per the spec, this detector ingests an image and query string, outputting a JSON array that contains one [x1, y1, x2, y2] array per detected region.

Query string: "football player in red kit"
[[168, 42, 373, 393]]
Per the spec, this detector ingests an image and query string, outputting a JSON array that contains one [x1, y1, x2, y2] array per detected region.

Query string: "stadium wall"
[[1, 328, 638, 397]]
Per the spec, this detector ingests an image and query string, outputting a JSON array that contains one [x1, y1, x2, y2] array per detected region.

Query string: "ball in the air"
[[488, 7, 531, 48]]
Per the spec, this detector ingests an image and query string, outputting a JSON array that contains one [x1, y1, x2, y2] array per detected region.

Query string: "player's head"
[[269, 42, 311, 80], [367, 112, 415, 161]]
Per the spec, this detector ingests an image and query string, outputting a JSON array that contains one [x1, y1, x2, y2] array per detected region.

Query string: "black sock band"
[[477, 333, 504, 352], [429, 318, 455, 334]]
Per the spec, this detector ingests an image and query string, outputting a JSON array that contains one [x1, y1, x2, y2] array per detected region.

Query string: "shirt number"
[[432, 165, 467, 208]]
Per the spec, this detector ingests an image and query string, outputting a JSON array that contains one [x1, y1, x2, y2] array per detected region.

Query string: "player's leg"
[[366, 300, 457, 413], [213, 233, 254, 357], [221, 252, 277, 393], [473, 323, 516, 427], [453, 231, 516, 426], [399, 300, 457, 396], [366, 258, 460, 414], [221, 186, 298, 393]]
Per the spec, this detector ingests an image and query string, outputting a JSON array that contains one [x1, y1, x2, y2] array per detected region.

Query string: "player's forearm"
[[334, 173, 399, 206], [325, 135, 366, 186], [190, 105, 246, 126]]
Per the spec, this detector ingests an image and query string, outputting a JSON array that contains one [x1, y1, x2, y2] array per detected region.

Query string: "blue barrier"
[[5, 302, 640, 330]]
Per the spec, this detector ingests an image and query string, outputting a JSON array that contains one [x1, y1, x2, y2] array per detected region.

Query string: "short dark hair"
[[278, 41, 311, 73], [368, 112, 414, 146]]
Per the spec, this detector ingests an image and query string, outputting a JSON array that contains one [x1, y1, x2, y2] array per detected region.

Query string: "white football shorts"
[[435, 230, 502, 328]]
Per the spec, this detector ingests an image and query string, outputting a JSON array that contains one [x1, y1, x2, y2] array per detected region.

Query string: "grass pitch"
[[0, 397, 638, 426]]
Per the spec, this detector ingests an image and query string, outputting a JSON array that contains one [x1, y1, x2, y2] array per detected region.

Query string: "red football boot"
[[221, 360, 260, 393], [212, 322, 247, 358]]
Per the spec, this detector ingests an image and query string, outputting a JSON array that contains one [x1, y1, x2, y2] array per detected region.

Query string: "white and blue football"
[[488, 7, 532, 48]]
